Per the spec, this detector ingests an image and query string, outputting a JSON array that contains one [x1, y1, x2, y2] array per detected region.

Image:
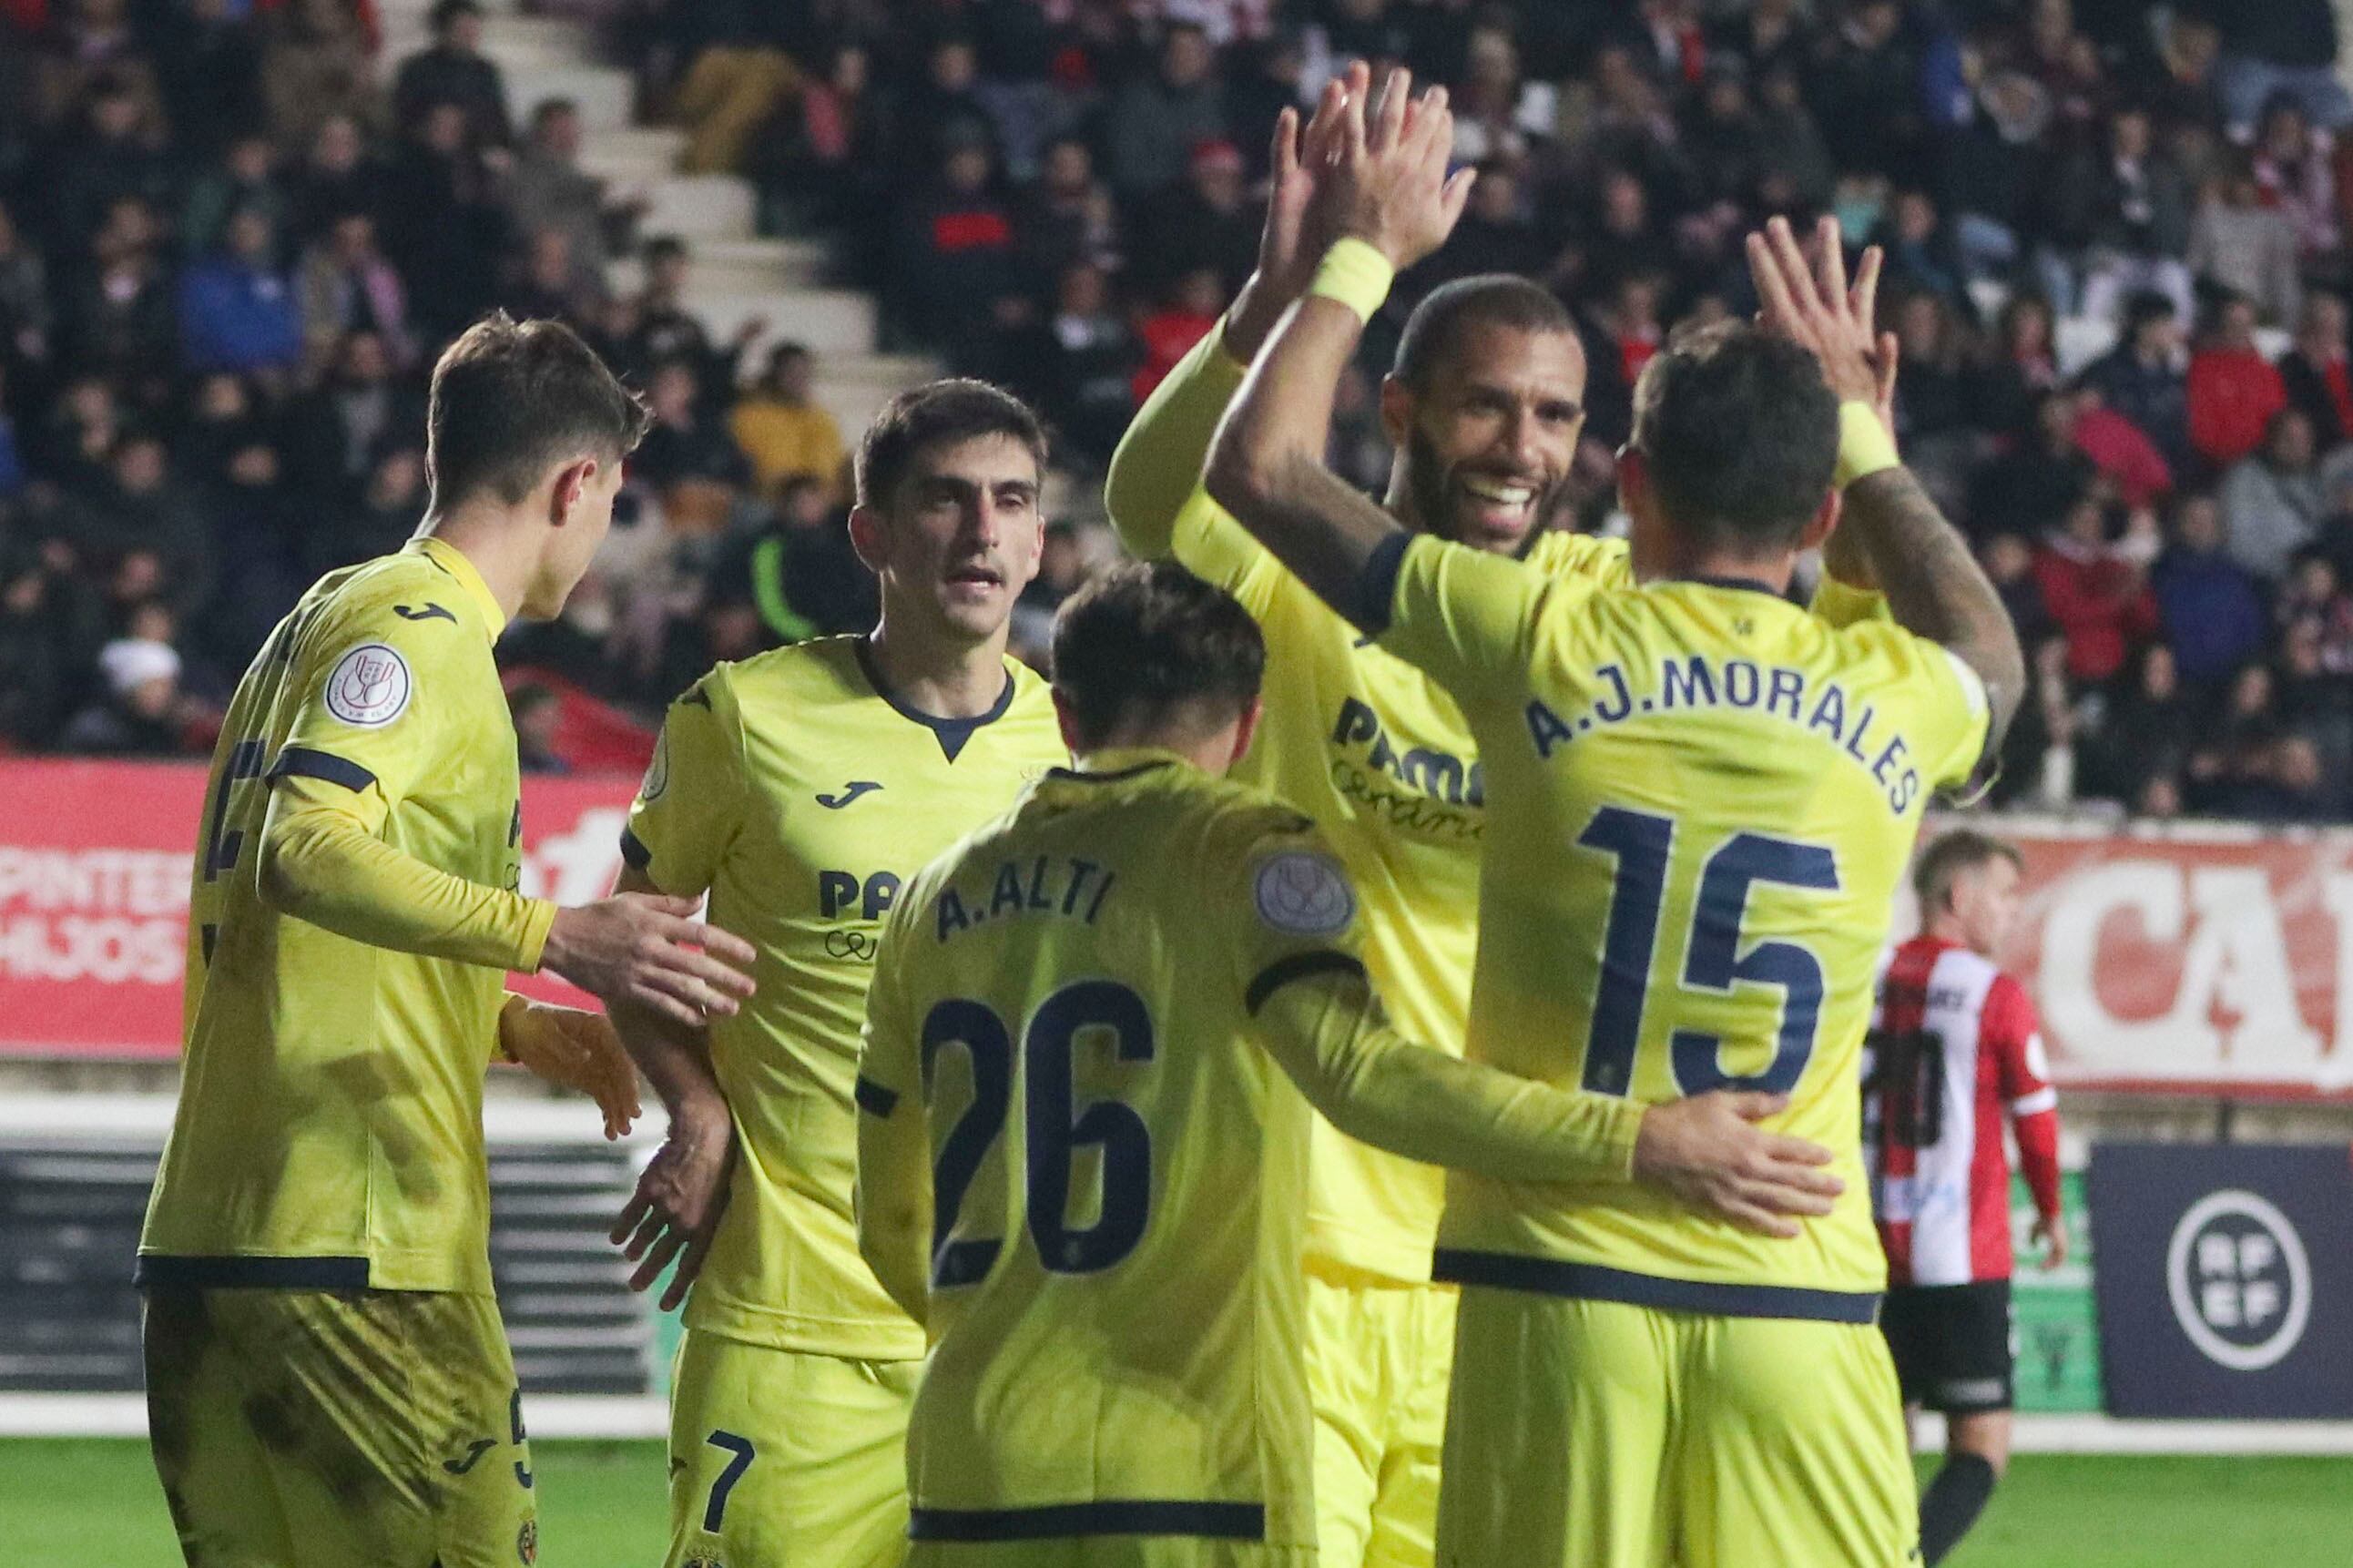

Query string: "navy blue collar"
[[1674, 573, 1785, 597], [854, 636, 1016, 762]]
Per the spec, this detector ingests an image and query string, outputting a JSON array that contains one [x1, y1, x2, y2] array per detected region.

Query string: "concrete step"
[[814, 352, 942, 388], [504, 63, 636, 136], [374, 0, 498, 18], [688, 287, 879, 357], [608, 236, 828, 296], [810, 355, 944, 442], [577, 127, 687, 185], [632, 175, 756, 241], [382, 17, 596, 75]]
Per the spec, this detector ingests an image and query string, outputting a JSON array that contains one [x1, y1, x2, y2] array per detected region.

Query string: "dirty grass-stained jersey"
[[140, 536, 547, 1292]]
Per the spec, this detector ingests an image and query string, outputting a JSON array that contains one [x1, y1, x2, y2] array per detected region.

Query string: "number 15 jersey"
[[1376, 538, 1989, 1312]]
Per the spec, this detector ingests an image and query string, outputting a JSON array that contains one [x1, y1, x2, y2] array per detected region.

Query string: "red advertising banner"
[[4, 761, 2351, 1095], [0, 759, 636, 1057], [1893, 821, 2353, 1100]]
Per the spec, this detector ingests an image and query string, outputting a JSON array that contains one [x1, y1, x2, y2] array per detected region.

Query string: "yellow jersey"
[[139, 536, 550, 1294], [1372, 536, 1990, 1315], [624, 636, 1063, 1359], [855, 752, 1643, 1546], [1105, 325, 1634, 1282]]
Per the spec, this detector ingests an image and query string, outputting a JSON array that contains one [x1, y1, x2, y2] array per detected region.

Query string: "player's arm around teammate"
[[257, 678, 761, 1031], [140, 318, 756, 1568]]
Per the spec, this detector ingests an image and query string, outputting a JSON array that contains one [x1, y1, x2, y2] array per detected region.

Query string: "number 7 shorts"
[[665, 1325, 922, 1568], [1435, 1288, 1920, 1568], [142, 1286, 538, 1568]]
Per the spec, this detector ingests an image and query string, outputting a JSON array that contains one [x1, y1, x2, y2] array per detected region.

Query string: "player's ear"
[[1228, 695, 1264, 771], [847, 504, 888, 573], [1798, 485, 1842, 556], [1051, 688, 1085, 759], [1616, 444, 1649, 515], [1379, 374, 1412, 446], [548, 457, 596, 525]]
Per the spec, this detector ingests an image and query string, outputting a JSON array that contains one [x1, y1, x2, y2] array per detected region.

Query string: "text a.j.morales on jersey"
[[934, 855, 1117, 943], [1524, 655, 1928, 815]]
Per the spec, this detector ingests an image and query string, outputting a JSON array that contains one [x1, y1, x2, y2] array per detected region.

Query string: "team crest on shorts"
[[1253, 850, 1356, 937], [516, 1519, 537, 1564], [324, 643, 412, 727]]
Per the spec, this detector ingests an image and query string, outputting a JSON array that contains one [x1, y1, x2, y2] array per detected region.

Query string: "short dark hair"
[[2123, 290, 2176, 334], [432, 0, 482, 33], [1393, 275, 1575, 389], [1629, 321, 1838, 554], [426, 313, 648, 508], [853, 379, 1047, 509], [1913, 828, 2022, 911], [1051, 560, 1265, 748]]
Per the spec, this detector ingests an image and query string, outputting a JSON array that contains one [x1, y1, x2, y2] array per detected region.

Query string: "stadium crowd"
[[3, 0, 2353, 821]]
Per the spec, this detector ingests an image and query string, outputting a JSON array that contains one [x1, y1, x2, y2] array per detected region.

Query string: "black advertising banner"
[[2088, 1144, 2353, 1418]]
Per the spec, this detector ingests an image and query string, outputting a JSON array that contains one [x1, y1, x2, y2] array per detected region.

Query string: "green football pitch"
[[1, 1439, 2347, 1565]]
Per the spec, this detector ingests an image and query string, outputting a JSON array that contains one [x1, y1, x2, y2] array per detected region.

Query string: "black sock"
[[1919, 1451, 1999, 1564]]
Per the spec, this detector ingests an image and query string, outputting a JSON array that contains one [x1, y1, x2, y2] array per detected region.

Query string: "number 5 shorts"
[[142, 1286, 538, 1568]]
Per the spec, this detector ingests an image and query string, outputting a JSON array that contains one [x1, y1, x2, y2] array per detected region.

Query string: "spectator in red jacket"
[[2033, 489, 2162, 686], [2187, 291, 2288, 468]]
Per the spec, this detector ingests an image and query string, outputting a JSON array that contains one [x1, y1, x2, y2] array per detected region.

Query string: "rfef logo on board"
[[2089, 1145, 2353, 1417], [2165, 1189, 2310, 1371]]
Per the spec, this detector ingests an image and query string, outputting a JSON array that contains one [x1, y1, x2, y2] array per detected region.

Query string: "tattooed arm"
[[1747, 215, 2024, 752], [1841, 465, 2025, 746]]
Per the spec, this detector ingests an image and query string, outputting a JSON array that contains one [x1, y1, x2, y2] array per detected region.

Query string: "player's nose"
[[962, 496, 1006, 549]]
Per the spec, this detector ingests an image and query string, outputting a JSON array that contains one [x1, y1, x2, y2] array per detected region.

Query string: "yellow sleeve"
[[1103, 317, 1278, 604], [257, 596, 553, 971], [854, 898, 932, 1324], [258, 778, 555, 969], [1810, 573, 1892, 628], [1227, 810, 1645, 1183], [1853, 624, 1993, 798], [1377, 535, 1584, 705], [621, 672, 744, 898]]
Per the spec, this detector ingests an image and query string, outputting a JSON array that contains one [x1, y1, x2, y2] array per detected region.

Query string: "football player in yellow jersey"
[[855, 560, 1846, 1568], [1205, 76, 2024, 1568], [138, 316, 762, 1568], [1106, 66, 1859, 1568], [606, 381, 1068, 1568]]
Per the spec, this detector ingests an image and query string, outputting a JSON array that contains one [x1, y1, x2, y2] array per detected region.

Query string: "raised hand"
[[1228, 65, 1362, 358], [540, 891, 759, 1028], [1745, 214, 1898, 429], [1314, 66, 1476, 272], [500, 999, 643, 1140], [1632, 1091, 1846, 1238], [1257, 66, 1360, 300]]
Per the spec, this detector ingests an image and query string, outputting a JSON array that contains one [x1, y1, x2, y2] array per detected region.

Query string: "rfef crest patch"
[[1253, 850, 1356, 937], [323, 643, 412, 728]]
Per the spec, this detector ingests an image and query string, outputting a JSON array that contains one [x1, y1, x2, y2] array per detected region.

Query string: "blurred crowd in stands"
[[5, 0, 2353, 824]]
